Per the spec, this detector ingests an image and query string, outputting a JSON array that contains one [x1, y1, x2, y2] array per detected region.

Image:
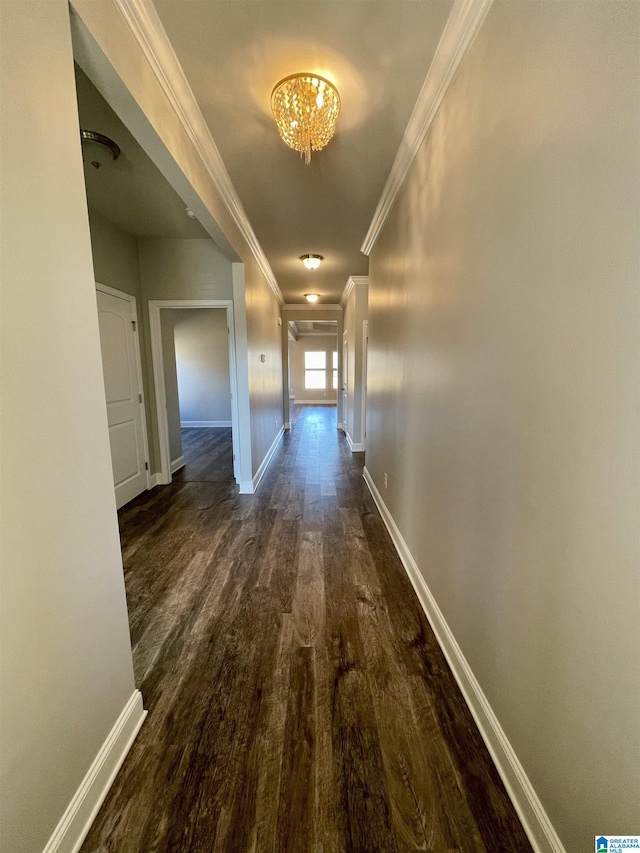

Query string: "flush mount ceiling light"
[[305, 293, 319, 303], [271, 73, 340, 165], [80, 130, 120, 169], [300, 254, 323, 270]]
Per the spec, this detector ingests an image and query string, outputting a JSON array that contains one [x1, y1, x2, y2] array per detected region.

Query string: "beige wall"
[[292, 335, 338, 403], [0, 3, 138, 851], [342, 279, 368, 447], [174, 309, 231, 424], [367, 2, 640, 850], [243, 256, 285, 475]]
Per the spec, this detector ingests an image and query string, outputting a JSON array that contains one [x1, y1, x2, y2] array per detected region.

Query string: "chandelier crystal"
[[271, 73, 340, 165]]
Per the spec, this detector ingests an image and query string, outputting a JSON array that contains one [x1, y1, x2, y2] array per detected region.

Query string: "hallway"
[[82, 406, 531, 853], [174, 427, 234, 483]]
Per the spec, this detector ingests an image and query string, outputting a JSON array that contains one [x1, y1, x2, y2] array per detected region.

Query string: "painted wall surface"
[[243, 255, 285, 474], [88, 207, 156, 469], [367, 2, 640, 850], [137, 238, 233, 302], [137, 238, 232, 472], [0, 3, 137, 851], [342, 280, 368, 446], [72, 1, 285, 485], [174, 309, 231, 424], [160, 310, 182, 464], [292, 335, 338, 404]]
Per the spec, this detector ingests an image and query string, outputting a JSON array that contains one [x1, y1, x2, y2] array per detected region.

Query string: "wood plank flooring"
[[174, 427, 234, 482], [81, 405, 532, 853]]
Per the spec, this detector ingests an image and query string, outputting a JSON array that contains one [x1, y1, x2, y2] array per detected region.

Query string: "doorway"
[[148, 300, 241, 485]]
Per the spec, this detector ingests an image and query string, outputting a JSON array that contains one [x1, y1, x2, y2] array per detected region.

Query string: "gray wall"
[[292, 335, 338, 403], [174, 309, 231, 424], [0, 3, 137, 851], [366, 2, 640, 850], [160, 310, 182, 465]]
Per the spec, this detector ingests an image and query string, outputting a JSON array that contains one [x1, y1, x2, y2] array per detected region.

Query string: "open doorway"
[[288, 319, 338, 408], [150, 301, 236, 482], [149, 302, 240, 484]]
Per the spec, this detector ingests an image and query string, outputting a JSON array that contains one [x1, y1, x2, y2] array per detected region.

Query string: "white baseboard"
[[238, 480, 254, 494], [284, 422, 291, 430], [43, 691, 146, 853], [293, 400, 337, 406], [362, 467, 566, 853], [245, 425, 285, 494], [345, 431, 364, 452], [147, 474, 158, 489], [180, 420, 232, 428], [170, 455, 185, 474]]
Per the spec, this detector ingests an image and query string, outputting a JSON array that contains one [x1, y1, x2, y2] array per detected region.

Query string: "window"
[[332, 351, 338, 389], [305, 351, 326, 389]]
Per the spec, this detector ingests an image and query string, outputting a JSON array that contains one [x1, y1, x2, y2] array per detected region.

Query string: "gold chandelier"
[[270, 73, 340, 165]]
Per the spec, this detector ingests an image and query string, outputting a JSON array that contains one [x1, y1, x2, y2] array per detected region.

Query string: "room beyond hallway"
[[82, 406, 532, 853], [174, 426, 234, 483]]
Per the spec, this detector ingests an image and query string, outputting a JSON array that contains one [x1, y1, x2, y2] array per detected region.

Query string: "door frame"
[[148, 299, 241, 486], [342, 330, 349, 435], [96, 282, 151, 492]]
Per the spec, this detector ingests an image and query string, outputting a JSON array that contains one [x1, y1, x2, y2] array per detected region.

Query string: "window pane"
[[305, 351, 326, 369], [333, 351, 338, 368], [305, 370, 326, 389], [332, 370, 338, 389]]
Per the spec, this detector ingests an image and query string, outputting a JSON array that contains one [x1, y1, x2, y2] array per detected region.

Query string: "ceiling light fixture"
[[271, 73, 340, 165], [300, 254, 323, 270], [305, 293, 319, 303], [80, 130, 120, 169]]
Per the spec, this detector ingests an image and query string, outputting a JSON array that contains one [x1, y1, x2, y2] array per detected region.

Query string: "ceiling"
[[153, 0, 454, 302], [74, 65, 209, 239], [290, 320, 338, 338]]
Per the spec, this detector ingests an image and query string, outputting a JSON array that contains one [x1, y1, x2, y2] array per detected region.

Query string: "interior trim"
[[240, 425, 285, 494], [362, 466, 567, 853], [112, 0, 284, 306], [42, 691, 146, 853], [339, 275, 368, 308], [344, 430, 364, 453], [361, 0, 494, 255]]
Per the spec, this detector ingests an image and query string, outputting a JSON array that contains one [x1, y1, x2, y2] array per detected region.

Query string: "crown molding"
[[113, 0, 284, 306], [283, 304, 342, 311], [361, 0, 493, 256], [340, 275, 369, 307]]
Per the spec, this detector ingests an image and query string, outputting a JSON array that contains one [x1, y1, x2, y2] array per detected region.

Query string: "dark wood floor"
[[82, 406, 532, 853], [174, 426, 234, 482]]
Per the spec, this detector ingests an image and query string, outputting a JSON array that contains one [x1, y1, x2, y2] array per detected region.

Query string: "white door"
[[97, 290, 148, 509]]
